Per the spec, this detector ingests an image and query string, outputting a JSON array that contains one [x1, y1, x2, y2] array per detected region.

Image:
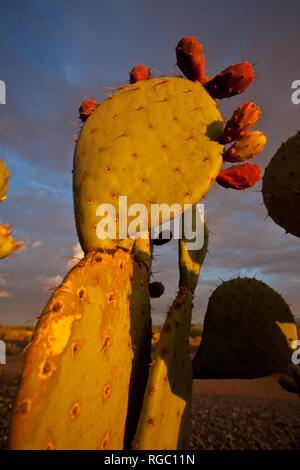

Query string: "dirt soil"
[[1, 355, 300, 450]]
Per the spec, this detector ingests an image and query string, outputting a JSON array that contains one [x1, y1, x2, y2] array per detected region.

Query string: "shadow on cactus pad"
[[192, 277, 297, 379]]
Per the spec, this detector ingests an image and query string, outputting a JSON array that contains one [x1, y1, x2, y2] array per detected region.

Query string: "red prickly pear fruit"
[[221, 102, 261, 144], [79, 99, 98, 122], [176, 37, 205, 83], [149, 281, 165, 298], [153, 230, 173, 246], [216, 163, 261, 190], [129, 64, 151, 84], [205, 61, 254, 99]]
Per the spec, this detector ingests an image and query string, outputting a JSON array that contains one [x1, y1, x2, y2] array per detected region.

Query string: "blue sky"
[[0, 0, 299, 325]]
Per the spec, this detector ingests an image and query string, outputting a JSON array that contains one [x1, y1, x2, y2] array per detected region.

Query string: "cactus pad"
[[0, 224, 21, 259], [192, 278, 297, 379], [10, 249, 151, 450], [0, 159, 10, 202], [73, 77, 224, 252], [133, 209, 209, 450], [262, 131, 300, 237]]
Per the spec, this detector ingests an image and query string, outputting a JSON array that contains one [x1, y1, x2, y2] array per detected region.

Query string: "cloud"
[[0, 275, 7, 286], [66, 242, 84, 269], [0, 291, 11, 298], [44, 275, 63, 285], [32, 240, 43, 248]]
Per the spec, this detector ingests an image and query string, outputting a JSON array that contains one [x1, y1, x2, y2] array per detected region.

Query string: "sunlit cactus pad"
[[73, 77, 224, 252]]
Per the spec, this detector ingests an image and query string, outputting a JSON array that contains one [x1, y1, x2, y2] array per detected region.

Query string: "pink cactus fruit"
[[205, 61, 254, 99], [79, 99, 98, 122], [129, 64, 151, 84], [176, 36, 206, 83], [221, 102, 261, 144]]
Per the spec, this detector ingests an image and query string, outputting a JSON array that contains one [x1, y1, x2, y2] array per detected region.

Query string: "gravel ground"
[[1, 356, 300, 450], [189, 393, 300, 450]]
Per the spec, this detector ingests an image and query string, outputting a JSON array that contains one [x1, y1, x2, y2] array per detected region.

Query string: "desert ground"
[[1, 328, 299, 450]]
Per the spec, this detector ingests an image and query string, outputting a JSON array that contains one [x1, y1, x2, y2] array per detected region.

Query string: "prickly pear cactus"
[[73, 77, 224, 252], [133, 208, 208, 450], [192, 278, 297, 379], [11, 35, 268, 450], [262, 131, 300, 238], [0, 159, 21, 259]]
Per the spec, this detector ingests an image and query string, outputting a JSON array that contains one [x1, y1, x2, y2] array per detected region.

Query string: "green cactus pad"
[[133, 287, 193, 450], [262, 131, 300, 238], [0, 159, 10, 202], [0, 224, 20, 259], [10, 248, 151, 450], [133, 212, 209, 450], [192, 278, 297, 379], [123, 236, 152, 449], [179, 210, 209, 293], [73, 77, 224, 252]]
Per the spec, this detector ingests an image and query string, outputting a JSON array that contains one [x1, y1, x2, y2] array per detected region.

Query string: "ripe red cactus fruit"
[[216, 163, 261, 190], [221, 102, 261, 144], [153, 230, 173, 246], [176, 37, 206, 83], [79, 99, 98, 122], [149, 281, 165, 298], [205, 61, 254, 99], [129, 64, 151, 84]]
